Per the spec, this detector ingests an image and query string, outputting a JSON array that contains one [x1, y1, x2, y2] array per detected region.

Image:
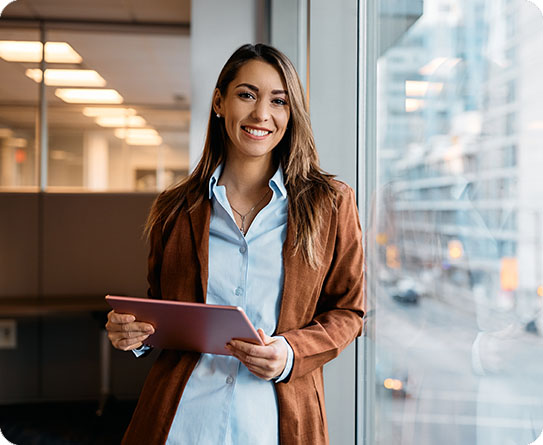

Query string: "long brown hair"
[[145, 43, 337, 267]]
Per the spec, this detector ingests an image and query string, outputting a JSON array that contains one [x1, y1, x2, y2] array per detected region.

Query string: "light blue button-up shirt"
[[164, 165, 293, 445]]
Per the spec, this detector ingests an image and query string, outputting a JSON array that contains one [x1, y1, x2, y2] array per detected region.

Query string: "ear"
[[212, 88, 223, 116]]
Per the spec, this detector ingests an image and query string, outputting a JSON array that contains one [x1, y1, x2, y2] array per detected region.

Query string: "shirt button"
[[235, 287, 243, 296], [226, 376, 234, 384], [239, 246, 246, 254]]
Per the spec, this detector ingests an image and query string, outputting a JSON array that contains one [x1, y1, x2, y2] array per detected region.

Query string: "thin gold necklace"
[[230, 189, 270, 235]]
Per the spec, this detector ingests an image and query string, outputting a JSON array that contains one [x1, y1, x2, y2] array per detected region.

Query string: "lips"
[[242, 126, 272, 137]]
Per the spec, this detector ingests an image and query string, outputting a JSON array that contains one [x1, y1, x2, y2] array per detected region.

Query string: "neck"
[[219, 154, 276, 196]]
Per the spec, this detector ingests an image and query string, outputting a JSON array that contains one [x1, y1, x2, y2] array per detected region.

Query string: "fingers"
[[229, 347, 275, 370], [108, 332, 151, 351], [110, 335, 148, 351], [227, 336, 287, 381], [108, 310, 135, 324], [229, 339, 280, 361], [105, 310, 155, 351], [110, 320, 154, 334], [257, 328, 272, 345]]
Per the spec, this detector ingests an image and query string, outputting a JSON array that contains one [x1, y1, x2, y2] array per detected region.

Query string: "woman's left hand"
[[226, 329, 287, 381]]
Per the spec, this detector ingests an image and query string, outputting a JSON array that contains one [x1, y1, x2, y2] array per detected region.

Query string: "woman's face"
[[214, 60, 290, 162]]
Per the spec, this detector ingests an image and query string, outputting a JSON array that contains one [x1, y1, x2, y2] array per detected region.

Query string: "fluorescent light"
[[406, 80, 429, 97], [95, 115, 146, 128], [0, 41, 82, 63], [50, 150, 68, 160], [114, 128, 158, 139], [83, 107, 136, 117], [25, 69, 106, 87], [419, 57, 461, 75], [0, 41, 40, 62], [0, 128, 13, 138], [419, 57, 448, 75], [114, 128, 162, 146], [10, 138, 27, 148], [405, 80, 444, 97], [405, 98, 424, 112], [45, 42, 83, 63], [126, 135, 163, 146], [55, 88, 123, 104]]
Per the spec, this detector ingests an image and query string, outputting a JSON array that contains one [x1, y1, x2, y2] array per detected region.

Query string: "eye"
[[272, 98, 288, 106], [238, 91, 255, 100]]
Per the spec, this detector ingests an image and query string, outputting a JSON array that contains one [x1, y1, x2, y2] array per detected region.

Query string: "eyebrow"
[[235, 83, 288, 96]]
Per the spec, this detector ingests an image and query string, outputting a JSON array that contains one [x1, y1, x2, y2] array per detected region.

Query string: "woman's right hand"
[[105, 310, 155, 351]]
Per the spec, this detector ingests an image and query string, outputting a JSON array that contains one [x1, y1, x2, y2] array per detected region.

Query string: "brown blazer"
[[122, 181, 365, 445]]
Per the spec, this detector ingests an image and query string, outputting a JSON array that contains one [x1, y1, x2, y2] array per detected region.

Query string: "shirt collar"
[[208, 164, 287, 199], [208, 164, 223, 199], [269, 165, 287, 198]]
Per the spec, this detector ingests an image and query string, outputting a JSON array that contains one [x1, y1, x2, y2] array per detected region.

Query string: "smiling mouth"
[[242, 126, 272, 137]]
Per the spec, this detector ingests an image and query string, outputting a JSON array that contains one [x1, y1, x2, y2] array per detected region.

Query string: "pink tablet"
[[106, 295, 264, 355]]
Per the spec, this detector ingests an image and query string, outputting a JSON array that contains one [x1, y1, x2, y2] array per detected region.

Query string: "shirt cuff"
[[132, 344, 151, 358], [274, 336, 293, 382]]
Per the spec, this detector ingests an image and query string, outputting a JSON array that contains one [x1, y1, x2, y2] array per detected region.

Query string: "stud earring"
[[216, 113, 221, 118]]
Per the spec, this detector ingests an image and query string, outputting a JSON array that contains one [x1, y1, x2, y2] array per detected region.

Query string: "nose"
[[251, 99, 270, 121]]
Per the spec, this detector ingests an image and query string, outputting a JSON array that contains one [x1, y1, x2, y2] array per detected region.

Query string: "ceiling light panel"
[[55, 88, 123, 104], [125, 135, 163, 146], [0, 41, 82, 63], [25, 69, 106, 87], [114, 128, 159, 139], [82, 107, 136, 117], [95, 115, 146, 127], [44, 42, 83, 63], [114, 128, 163, 146]]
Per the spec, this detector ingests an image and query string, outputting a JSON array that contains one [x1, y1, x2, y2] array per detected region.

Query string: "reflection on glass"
[[372, 0, 543, 443]]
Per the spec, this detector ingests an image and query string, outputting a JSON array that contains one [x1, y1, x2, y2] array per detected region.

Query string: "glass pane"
[[370, 0, 543, 443], [0, 26, 39, 189], [45, 28, 190, 191]]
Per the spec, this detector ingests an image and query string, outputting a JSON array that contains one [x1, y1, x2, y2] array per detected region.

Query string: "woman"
[[106, 43, 365, 445]]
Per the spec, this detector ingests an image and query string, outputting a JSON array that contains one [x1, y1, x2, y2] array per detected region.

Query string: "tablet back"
[[106, 295, 263, 355]]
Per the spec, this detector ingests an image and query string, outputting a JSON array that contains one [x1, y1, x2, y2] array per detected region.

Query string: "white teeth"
[[244, 127, 270, 137]]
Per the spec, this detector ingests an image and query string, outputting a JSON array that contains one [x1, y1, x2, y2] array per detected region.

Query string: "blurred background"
[[1, 0, 543, 444]]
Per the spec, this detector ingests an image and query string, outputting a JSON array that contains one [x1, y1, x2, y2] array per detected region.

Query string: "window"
[[364, 0, 543, 443]]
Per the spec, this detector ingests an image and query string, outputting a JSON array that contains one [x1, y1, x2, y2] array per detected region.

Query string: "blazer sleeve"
[[280, 186, 365, 382]]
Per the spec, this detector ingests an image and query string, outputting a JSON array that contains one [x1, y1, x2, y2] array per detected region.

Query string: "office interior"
[[2, 0, 543, 444]]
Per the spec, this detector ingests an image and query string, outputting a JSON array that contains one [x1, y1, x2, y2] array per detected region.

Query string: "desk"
[[0, 297, 109, 317], [0, 297, 112, 415]]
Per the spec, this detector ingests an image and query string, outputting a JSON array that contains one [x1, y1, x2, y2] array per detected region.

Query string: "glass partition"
[[0, 24, 189, 192], [0, 26, 39, 189], [367, 0, 543, 443], [45, 28, 190, 191]]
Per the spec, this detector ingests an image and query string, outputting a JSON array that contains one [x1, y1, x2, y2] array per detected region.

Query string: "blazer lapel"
[[277, 210, 305, 333], [187, 191, 211, 303]]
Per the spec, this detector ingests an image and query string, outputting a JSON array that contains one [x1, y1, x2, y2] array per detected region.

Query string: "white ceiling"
[[0, 0, 191, 131]]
